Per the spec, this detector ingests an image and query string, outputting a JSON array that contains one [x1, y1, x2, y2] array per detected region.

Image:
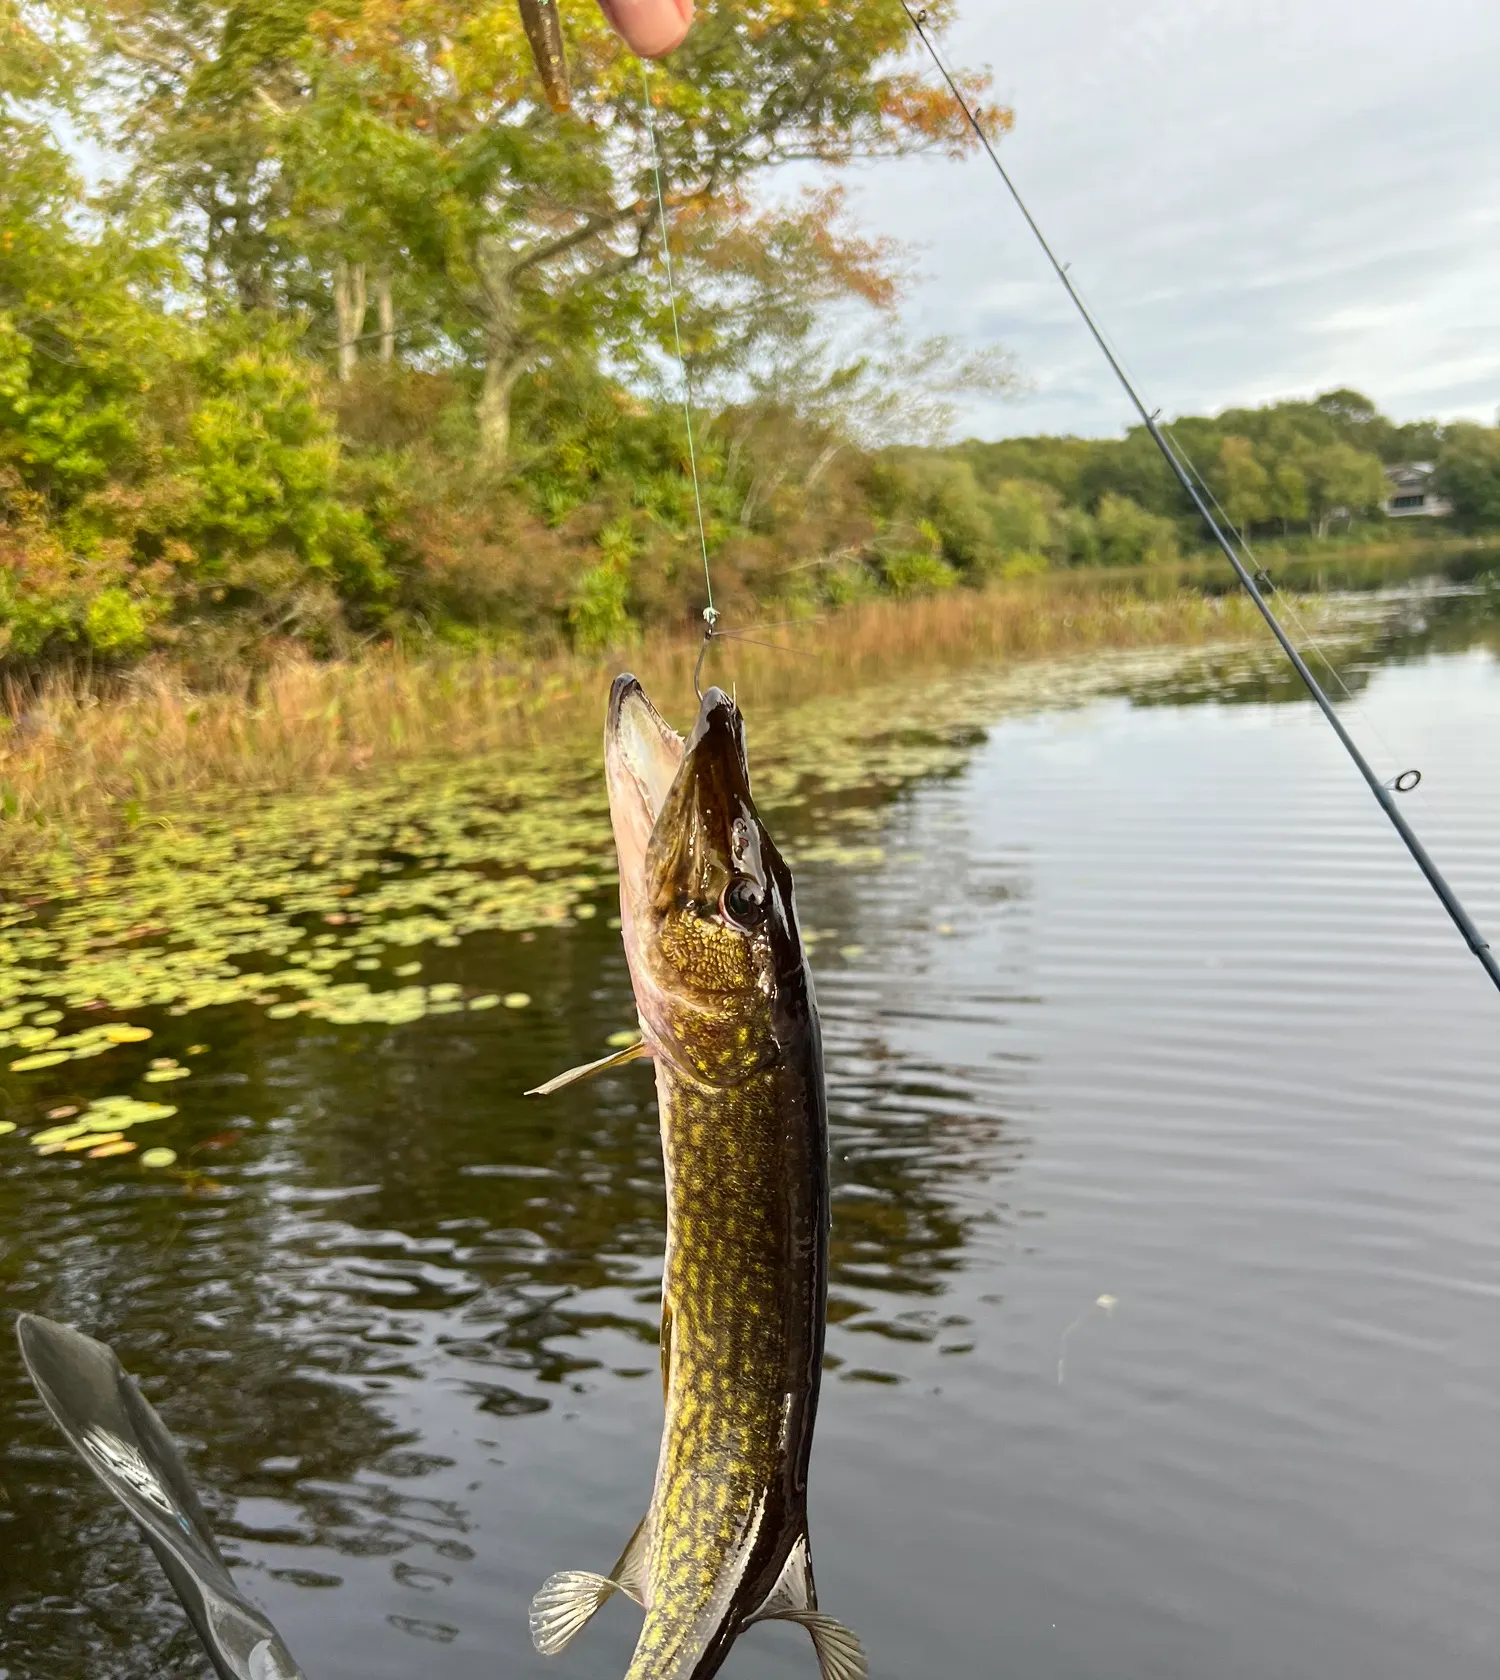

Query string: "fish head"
[[606, 675, 801, 1080]]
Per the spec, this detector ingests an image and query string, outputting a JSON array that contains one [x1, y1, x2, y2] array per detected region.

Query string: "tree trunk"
[[334, 260, 368, 381], [375, 271, 395, 364], [477, 354, 524, 470], [474, 238, 527, 471]]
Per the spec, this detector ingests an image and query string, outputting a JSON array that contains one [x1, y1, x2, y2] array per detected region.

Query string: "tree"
[[1267, 461, 1309, 531], [90, 0, 1006, 466], [1300, 440, 1388, 536], [1435, 424, 1500, 531], [1094, 493, 1178, 566], [1215, 434, 1270, 534]]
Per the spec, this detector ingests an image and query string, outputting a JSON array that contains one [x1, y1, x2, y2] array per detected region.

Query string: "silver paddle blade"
[[16, 1313, 307, 1680]]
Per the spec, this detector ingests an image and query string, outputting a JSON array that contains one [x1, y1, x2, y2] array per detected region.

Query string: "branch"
[[552, 215, 657, 296], [507, 199, 651, 279], [105, 26, 209, 77]]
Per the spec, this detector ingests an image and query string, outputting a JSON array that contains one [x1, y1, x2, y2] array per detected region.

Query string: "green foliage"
[[1435, 425, 1500, 532], [1094, 493, 1180, 567], [182, 333, 388, 604], [986, 477, 1061, 569], [84, 587, 150, 653], [878, 520, 958, 596], [957, 389, 1402, 538], [567, 518, 635, 650]]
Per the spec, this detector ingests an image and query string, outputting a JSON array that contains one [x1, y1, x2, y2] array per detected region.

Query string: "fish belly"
[[628, 1063, 822, 1679]]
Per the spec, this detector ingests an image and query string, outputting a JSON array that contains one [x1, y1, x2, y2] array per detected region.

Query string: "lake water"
[[4, 579, 1500, 1680]]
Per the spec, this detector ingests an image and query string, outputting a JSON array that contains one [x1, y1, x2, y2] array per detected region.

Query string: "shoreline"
[[0, 574, 1279, 878], [0, 551, 1468, 884]]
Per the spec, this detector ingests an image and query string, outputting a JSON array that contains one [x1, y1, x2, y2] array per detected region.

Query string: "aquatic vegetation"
[[0, 575, 1297, 863], [0, 605, 1375, 1170], [29, 1096, 178, 1157]]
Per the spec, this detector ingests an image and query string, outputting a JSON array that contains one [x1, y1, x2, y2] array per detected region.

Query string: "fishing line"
[[640, 61, 720, 690], [1153, 420, 1432, 803], [900, 2, 1500, 997]]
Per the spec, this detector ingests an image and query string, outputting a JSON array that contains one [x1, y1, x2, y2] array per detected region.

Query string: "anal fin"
[[525, 1039, 650, 1098], [749, 1534, 867, 1680]]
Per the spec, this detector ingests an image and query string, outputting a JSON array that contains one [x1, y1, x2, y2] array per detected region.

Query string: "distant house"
[[1382, 462, 1452, 519]]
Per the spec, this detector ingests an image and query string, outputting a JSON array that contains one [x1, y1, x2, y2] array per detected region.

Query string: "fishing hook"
[[693, 605, 720, 699]]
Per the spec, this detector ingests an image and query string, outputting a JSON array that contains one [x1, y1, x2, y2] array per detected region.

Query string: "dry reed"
[[0, 575, 1277, 866]]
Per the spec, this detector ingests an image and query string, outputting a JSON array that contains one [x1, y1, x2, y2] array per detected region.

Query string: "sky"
[[837, 0, 1500, 440]]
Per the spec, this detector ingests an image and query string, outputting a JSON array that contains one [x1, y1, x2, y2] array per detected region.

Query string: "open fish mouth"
[[606, 677, 759, 914], [605, 675, 686, 901]]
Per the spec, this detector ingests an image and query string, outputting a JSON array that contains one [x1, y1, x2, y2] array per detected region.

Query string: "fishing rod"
[[901, 2, 1500, 1000]]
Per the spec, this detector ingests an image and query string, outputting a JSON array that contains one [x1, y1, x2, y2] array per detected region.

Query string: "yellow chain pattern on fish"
[[627, 1061, 805, 1678]]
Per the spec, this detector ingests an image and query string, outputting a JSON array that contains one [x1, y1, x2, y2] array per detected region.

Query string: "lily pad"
[[33, 1123, 88, 1147], [140, 1147, 178, 1169], [89, 1139, 137, 1159]]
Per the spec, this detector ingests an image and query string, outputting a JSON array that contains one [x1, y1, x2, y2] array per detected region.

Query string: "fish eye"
[[720, 875, 766, 930]]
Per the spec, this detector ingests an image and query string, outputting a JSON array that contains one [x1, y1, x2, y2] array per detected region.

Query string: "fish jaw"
[[643, 686, 759, 927], [605, 674, 686, 1033]]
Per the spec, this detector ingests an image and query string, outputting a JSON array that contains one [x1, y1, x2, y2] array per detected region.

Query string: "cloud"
[[845, 0, 1500, 438]]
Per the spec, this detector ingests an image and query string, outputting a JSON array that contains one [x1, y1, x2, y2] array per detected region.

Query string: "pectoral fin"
[[529, 1511, 653, 1655], [749, 1534, 867, 1680], [525, 1039, 650, 1098]]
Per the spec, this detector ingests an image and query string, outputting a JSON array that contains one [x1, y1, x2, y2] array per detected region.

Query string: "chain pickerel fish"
[[526, 676, 865, 1680]]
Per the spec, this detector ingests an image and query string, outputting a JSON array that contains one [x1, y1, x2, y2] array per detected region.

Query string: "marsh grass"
[[0, 573, 1289, 866]]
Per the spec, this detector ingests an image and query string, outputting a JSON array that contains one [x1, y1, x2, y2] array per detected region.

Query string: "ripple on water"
[[3, 596, 1500, 1679]]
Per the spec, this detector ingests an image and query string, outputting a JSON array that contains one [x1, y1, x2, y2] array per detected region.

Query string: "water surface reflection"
[[4, 588, 1500, 1680]]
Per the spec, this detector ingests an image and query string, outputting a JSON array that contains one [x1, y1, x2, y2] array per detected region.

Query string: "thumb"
[[597, 0, 694, 57]]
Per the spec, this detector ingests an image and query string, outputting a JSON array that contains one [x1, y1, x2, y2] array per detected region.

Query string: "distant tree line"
[[880, 390, 1500, 579]]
